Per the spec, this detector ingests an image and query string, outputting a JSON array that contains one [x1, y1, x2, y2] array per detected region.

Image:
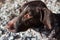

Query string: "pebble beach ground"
[[0, 0, 60, 40]]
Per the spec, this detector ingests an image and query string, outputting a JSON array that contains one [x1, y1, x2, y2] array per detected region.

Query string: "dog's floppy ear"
[[41, 8, 52, 30], [42, 8, 52, 22]]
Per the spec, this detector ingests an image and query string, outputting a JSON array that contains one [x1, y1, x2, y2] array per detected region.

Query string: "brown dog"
[[5, 1, 54, 33]]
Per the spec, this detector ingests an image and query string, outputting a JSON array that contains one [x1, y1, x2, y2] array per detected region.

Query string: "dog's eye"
[[22, 13, 33, 21], [24, 14, 30, 18]]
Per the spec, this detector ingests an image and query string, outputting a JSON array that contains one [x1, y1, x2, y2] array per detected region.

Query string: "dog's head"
[[5, 1, 52, 33]]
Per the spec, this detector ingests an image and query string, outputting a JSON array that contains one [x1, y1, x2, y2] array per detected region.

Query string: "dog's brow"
[[19, 6, 29, 17]]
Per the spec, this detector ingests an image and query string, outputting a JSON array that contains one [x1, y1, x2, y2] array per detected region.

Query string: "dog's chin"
[[7, 29, 17, 33]]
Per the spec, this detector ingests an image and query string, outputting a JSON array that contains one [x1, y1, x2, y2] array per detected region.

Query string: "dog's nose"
[[7, 20, 15, 30], [5, 17, 18, 32]]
